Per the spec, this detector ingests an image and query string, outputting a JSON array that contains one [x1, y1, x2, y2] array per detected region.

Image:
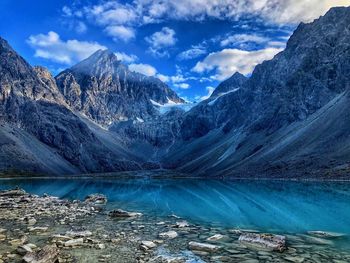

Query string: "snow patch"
[[208, 88, 240, 106], [151, 98, 195, 114]]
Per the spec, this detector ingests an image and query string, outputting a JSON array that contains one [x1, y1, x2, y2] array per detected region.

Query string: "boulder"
[[188, 241, 221, 252], [0, 188, 26, 197], [64, 238, 84, 247], [84, 194, 107, 205], [23, 245, 59, 263], [307, 231, 345, 238], [238, 233, 286, 252]]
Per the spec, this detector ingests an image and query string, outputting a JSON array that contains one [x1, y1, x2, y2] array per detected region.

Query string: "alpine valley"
[[1, 6, 350, 179]]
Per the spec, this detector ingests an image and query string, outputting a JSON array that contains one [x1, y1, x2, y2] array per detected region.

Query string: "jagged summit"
[[69, 49, 126, 77]]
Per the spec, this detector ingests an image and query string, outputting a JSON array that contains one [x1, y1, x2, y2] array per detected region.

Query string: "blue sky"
[[0, 0, 348, 101]]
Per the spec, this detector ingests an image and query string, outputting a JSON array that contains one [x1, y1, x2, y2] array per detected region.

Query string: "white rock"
[[64, 238, 84, 247], [159, 231, 178, 239], [207, 234, 224, 241]]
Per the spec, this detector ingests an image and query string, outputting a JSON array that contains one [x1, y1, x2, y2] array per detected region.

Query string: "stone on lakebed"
[[239, 233, 286, 252]]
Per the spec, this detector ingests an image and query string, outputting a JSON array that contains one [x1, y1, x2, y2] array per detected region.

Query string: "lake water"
[[0, 177, 349, 236]]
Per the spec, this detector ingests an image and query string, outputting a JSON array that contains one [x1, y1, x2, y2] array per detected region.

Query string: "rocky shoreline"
[[0, 188, 349, 263]]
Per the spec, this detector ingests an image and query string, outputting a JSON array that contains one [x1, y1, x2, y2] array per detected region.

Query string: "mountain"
[[161, 6, 350, 179], [0, 37, 141, 175], [1, 6, 350, 178], [55, 50, 184, 127]]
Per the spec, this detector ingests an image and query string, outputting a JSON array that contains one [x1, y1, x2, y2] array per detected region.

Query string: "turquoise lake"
[[0, 178, 349, 236]]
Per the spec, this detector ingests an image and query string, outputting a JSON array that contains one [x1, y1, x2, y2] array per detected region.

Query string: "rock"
[[84, 194, 107, 205], [188, 241, 221, 253], [64, 238, 84, 247], [238, 233, 286, 252], [159, 231, 178, 239], [307, 231, 345, 238], [141, 241, 157, 249], [109, 209, 142, 218], [9, 235, 28, 246], [284, 256, 305, 263], [17, 244, 33, 256], [66, 230, 93, 238], [175, 221, 189, 228], [24, 217, 37, 226], [0, 234, 6, 241], [207, 234, 224, 241], [96, 243, 106, 249], [23, 245, 59, 263], [0, 188, 26, 197], [28, 227, 48, 233]]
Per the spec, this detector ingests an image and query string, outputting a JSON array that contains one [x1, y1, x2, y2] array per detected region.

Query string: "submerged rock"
[[66, 230, 93, 238], [23, 245, 59, 263], [207, 234, 225, 241], [188, 241, 221, 253], [307, 231, 345, 238], [159, 231, 178, 239], [140, 241, 157, 250], [109, 209, 142, 218], [0, 188, 26, 197], [175, 221, 189, 228], [238, 233, 286, 252], [84, 194, 107, 205]]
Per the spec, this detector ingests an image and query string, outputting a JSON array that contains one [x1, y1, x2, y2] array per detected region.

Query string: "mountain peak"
[[69, 48, 124, 76], [211, 72, 247, 98]]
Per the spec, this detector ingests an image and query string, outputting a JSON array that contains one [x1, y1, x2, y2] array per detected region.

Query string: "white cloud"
[[174, 83, 190, 89], [76, 21, 87, 33], [105, 25, 135, 42], [65, 0, 349, 45], [27, 31, 106, 65], [157, 74, 170, 82], [114, 52, 138, 63], [220, 34, 270, 47], [145, 27, 177, 57], [177, 46, 207, 60], [129, 63, 157, 76], [193, 47, 283, 81]]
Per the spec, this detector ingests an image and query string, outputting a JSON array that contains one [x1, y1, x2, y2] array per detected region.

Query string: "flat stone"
[[17, 244, 33, 256], [188, 241, 221, 253], [108, 209, 142, 218], [207, 234, 225, 241], [0, 188, 26, 197], [66, 230, 92, 238], [159, 231, 178, 239], [23, 245, 59, 263], [307, 231, 345, 238], [64, 238, 84, 247], [238, 233, 286, 252], [284, 256, 305, 263], [141, 241, 157, 249], [175, 221, 189, 228]]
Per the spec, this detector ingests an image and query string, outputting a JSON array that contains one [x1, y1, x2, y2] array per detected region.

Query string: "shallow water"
[[0, 177, 349, 236]]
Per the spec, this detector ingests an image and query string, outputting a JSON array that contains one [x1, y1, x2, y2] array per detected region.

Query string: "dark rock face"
[[55, 50, 184, 126]]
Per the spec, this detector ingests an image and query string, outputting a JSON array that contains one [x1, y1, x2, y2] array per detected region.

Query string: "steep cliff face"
[[0, 37, 141, 175], [55, 50, 184, 126], [163, 6, 350, 178]]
